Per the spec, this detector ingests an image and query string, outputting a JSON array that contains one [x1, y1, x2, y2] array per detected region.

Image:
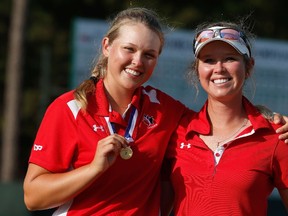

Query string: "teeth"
[[213, 79, 229, 84], [125, 69, 140, 76]]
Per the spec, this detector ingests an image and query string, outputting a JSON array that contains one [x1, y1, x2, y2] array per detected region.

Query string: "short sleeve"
[[29, 97, 79, 172]]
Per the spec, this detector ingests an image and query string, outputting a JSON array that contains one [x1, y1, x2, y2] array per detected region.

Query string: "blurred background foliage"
[[0, 0, 288, 181]]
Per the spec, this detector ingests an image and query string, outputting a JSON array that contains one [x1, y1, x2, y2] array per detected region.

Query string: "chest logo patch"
[[143, 114, 157, 129], [93, 124, 104, 132]]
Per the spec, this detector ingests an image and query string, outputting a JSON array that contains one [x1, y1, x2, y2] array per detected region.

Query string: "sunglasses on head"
[[193, 26, 251, 56]]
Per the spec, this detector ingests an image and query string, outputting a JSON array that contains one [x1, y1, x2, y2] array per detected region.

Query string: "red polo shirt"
[[166, 97, 288, 216], [29, 79, 188, 215]]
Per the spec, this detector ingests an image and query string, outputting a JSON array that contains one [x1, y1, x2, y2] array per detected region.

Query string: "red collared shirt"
[[166, 97, 288, 216], [29, 79, 188, 215]]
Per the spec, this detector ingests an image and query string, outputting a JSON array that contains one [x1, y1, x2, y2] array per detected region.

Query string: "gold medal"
[[120, 146, 133, 160]]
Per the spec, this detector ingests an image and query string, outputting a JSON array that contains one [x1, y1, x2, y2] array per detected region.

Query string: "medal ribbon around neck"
[[104, 106, 138, 159]]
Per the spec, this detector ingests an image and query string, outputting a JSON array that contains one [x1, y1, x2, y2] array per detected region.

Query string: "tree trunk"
[[1, 0, 28, 182]]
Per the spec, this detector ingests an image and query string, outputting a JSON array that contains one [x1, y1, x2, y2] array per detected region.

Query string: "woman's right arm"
[[23, 134, 126, 211]]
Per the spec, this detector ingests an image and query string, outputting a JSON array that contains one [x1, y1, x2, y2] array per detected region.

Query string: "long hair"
[[74, 7, 165, 110]]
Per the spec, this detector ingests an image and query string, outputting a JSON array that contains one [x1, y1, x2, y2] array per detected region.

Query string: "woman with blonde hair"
[[165, 21, 288, 215]]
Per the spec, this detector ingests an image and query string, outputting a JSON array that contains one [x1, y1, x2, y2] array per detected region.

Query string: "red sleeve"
[[29, 97, 79, 172]]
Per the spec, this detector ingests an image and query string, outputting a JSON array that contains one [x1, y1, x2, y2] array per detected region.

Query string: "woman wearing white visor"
[[164, 21, 288, 215]]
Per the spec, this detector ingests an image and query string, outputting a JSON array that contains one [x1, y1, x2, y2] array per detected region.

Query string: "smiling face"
[[197, 41, 248, 102], [102, 22, 161, 93]]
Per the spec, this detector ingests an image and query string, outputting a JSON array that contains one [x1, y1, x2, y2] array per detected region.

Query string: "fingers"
[[276, 115, 288, 143], [93, 134, 128, 172], [277, 132, 288, 144], [282, 115, 288, 126], [97, 134, 127, 156]]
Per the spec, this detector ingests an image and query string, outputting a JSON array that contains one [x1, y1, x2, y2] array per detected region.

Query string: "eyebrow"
[[124, 42, 159, 53]]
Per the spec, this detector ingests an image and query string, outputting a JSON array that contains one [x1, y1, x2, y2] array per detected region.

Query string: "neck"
[[103, 82, 134, 114], [207, 97, 244, 128], [109, 96, 130, 114], [200, 97, 249, 151]]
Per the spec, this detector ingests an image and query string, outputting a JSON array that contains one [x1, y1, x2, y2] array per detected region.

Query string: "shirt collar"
[[86, 79, 142, 116], [186, 96, 272, 138]]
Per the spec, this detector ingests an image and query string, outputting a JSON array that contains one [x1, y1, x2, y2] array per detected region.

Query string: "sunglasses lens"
[[196, 30, 214, 43], [220, 29, 240, 40], [194, 27, 250, 57]]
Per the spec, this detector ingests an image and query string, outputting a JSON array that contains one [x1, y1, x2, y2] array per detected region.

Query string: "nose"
[[131, 52, 143, 67], [214, 61, 224, 73]]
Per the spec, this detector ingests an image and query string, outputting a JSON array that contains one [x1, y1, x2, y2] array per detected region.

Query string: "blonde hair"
[[74, 7, 165, 110], [187, 20, 255, 97]]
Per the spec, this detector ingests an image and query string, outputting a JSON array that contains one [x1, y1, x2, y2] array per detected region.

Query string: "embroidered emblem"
[[93, 124, 104, 132], [180, 142, 191, 149], [142, 89, 160, 104], [143, 114, 157, 129]]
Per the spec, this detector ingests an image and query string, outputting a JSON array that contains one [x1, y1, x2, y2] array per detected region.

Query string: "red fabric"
[[29, 79, 188, 215], [166, 97, 288, 216]]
